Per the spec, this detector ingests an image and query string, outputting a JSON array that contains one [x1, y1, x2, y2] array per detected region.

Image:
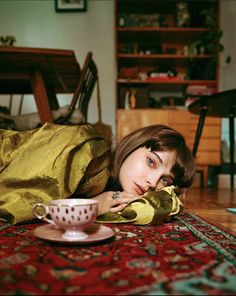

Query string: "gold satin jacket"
[[0, 123, 110, 224], [0, 123, 183, 226]]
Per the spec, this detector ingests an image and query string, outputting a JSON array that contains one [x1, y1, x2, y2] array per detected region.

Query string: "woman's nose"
[[146, 174, 159, 190]]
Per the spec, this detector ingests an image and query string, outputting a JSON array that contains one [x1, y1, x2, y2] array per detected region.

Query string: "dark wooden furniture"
[[63, 52, 98, 123], [115, 0, 220, 125], [0, 46, 81, 124], [188, 89, 236, 190], [117, 109, 221, 187], [114, 0, 221, 181]]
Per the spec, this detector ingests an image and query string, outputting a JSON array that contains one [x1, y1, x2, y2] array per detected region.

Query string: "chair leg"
[[196, 165, 208, 188], [192, 106, 208, 157], [202, 166, 209, 188], [229, 116, 235, 190]]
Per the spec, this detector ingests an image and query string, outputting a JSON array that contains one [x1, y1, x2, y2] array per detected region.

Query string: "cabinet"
[[115, 0, 221, 186], [117, 109, 221, 187]]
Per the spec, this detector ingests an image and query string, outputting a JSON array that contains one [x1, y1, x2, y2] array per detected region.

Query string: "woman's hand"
[[93, 191, 138, 216]]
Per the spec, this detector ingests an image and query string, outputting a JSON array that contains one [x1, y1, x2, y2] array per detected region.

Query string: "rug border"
[[183, 210, 236, 237]]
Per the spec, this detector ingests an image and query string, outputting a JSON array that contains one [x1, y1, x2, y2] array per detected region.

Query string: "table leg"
[[192, 106, 208, 157], [229, 116, 235, 190], [45, 84, 60, 110], [30, 69, 53, 124]]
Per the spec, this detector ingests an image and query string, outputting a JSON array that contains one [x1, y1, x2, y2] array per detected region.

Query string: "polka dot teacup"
[[33, 199, 98, 240]]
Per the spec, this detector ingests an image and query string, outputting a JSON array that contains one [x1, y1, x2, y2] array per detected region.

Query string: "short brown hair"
[[111, 125, 195, 188]]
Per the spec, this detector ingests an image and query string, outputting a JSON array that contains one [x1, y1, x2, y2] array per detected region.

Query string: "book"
[[226, 208, 236, 214]]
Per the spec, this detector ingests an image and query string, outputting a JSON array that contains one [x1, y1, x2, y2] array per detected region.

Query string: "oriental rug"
[[0, 212, 236, 295]]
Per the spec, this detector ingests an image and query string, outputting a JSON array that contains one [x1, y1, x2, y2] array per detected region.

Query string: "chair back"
[[67, 52, 98, 123]]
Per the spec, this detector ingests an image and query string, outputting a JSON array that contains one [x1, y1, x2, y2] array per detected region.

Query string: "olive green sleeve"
[[0, 123, 110, 225], [96, 186, 183, 226]]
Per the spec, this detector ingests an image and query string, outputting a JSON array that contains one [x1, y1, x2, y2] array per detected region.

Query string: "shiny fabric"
[[96, 186, 183, 225], [0, 123, 182, 227], [0, 123, 110, 225]]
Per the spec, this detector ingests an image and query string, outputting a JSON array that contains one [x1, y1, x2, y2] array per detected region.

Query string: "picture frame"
[[55, 0, 87, 13]]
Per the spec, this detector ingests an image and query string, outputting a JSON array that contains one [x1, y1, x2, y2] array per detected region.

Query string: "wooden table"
[[0, 46, 81, 124], [188, 89, 236, 190]]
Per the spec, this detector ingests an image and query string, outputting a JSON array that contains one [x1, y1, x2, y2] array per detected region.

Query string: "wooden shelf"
[[115, 0, 221, 184], [118, 79, 217, 85], [118, 54, 215, 59], [117, 27, 214, 32]]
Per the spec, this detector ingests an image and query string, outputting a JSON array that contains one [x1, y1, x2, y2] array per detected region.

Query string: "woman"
[[93, 124, 195, 216], [0, 123, 195, 225]]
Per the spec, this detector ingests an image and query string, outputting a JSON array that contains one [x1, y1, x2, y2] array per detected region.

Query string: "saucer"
[[33, 223, 115, 244]]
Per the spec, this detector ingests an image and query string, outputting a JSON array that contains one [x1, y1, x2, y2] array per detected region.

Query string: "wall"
[[0, 0, 115, 129], [0, 0, 235, 147]]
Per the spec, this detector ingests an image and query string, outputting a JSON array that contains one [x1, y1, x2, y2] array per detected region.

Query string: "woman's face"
[[119, 147, 176, 195]]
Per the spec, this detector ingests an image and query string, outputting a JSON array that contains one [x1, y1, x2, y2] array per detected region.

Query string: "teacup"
[[33, 199, 98, 241]]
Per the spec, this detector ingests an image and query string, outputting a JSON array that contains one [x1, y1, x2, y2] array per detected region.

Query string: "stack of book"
[[185, 84, 217, 107], [186, 84, 217, 96]]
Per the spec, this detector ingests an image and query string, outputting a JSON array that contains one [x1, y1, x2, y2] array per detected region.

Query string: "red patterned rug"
[[0, 212, 236, 295]]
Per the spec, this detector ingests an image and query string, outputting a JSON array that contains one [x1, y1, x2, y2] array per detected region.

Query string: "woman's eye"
[[161, 178, 170, 186], [146, 157, 155, 168]]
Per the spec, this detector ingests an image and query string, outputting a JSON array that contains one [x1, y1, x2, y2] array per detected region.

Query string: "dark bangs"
[[143, 136, 195, 188]]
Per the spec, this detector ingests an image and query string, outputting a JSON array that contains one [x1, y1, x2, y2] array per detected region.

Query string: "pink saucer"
[[33, 223, 115, 244]]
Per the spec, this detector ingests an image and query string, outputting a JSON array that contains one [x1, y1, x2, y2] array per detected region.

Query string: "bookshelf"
[[114, 0, 221, 186]]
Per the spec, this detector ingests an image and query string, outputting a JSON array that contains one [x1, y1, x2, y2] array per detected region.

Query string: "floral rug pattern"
[[0, 212, 236, 295]]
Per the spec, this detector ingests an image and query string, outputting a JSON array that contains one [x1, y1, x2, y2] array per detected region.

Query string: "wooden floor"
[[183, 188, 236, 234]]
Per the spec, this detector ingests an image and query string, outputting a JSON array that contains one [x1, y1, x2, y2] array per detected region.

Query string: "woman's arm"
[[93, 191, 138, 215]]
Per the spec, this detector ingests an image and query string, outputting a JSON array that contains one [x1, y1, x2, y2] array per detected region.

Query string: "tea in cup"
[[33, 199, 98, 240]]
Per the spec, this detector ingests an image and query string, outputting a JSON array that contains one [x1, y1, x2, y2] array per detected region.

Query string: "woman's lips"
[[134, 183, 145, 195]]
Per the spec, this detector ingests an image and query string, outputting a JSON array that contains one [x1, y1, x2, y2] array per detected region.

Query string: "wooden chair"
[[58, 51, 98, 124]]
